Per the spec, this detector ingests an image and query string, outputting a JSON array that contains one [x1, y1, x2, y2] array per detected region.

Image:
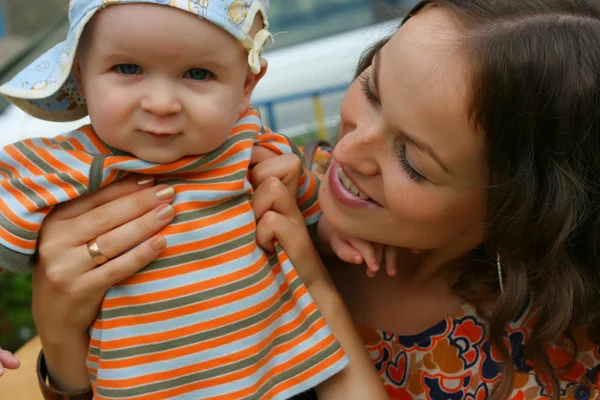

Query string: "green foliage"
[[0, 272, 36, 352], [291, 131, 320, 146]]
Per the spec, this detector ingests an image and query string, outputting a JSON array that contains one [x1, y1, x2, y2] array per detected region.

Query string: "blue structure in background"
[[254, 84, 348, 135], [0, 4, 5, 37]]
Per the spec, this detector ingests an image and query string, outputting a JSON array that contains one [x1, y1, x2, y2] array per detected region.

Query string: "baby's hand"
[[0, 346, 20, 376], [317, 216, 398, 277], [330, 233, 382, 277]]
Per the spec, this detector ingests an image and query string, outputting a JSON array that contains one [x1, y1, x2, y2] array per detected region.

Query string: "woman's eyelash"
[[359, 73, 380, 105], [359, 71, 425, 183], [398, 145, 426, 183]]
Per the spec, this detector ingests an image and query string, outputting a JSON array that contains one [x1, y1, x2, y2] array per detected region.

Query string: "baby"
[[0, 0, 350, 398]]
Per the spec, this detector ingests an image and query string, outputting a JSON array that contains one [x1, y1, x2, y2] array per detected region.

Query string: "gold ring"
[[87, 239, 109, 265]]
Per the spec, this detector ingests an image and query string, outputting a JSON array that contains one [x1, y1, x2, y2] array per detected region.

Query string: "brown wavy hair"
[[355, 0, 600, 398]]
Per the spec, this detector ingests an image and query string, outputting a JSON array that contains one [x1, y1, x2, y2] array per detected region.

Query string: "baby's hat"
[[0, 0, 271, 122]]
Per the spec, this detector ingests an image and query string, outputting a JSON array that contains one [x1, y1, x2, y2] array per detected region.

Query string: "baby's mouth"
[[144, 130, 179, 136]]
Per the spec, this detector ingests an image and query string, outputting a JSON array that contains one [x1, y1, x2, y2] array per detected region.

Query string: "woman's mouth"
[[328, 161, 381, 209], [338, 167, 370, 200]]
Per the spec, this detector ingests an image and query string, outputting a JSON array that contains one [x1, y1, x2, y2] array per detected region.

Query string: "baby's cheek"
[[87, 85, 131, 123], [187, 111, 236, 150], [87, 102, 129, 147]]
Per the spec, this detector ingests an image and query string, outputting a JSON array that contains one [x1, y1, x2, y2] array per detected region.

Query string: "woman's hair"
[[356, 0, 600, 398]]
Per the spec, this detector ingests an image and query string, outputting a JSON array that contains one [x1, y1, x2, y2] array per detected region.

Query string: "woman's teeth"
[[338, 167, 370, 200]]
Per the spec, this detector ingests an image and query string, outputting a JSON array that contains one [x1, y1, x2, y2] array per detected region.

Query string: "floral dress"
[[362, 301, 600, 400]]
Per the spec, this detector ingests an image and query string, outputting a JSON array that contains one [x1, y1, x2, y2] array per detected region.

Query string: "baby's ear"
[[239, 58, 268, 113], [72, 55, 86, 99], [254, 58, 269, 82]]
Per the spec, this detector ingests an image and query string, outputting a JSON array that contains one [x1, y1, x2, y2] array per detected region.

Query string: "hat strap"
[[243, 28, 272, 74]]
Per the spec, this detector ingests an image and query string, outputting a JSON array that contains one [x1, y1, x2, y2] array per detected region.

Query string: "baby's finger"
[[0, 348, 20, 375], [249, 153, 302, 199], [347, 237, 379, 273], [385, 246, 399, 277], [374, 243, 385, 266], [255, 211, 278, 253], [255, 210, 320, 287], [249, 145, 279, 165], [330, 235, 363, 264], [252, 177, 304, 226]]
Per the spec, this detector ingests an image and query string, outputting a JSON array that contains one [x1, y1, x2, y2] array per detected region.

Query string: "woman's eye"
[[115, 64, 142, 75], [359, 72, 379, 105], [185, 68, 211, 80], [398, 145, 426, 183]]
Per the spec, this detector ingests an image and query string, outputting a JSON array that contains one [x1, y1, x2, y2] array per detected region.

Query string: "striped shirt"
[[0, 107, 348, 399]]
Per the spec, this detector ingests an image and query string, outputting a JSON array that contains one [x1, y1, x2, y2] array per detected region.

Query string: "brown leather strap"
[[37, 351, 93, 400]]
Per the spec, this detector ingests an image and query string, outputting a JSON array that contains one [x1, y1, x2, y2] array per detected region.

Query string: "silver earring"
[[496, 252, 504, 295]]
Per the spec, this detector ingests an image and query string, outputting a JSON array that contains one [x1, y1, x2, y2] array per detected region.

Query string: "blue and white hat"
[[0, 0, 271, 122]]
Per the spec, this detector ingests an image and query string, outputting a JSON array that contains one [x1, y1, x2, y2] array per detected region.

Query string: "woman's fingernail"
[[156, 186, 175, 200], [137, 177, 155, 186], [157, 204, 175, 220], [151, 236, 167, 251], [353, 255, 362, 263]]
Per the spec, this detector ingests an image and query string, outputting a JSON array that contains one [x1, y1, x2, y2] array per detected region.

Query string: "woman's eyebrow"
[[404, 132, 454, 176], [373, 51, 382, 95], [374, 50, 454, 176]]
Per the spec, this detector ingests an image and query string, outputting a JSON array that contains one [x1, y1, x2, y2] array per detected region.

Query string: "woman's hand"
[[32, 175, 176, 391], [249, 154, 389, 399]]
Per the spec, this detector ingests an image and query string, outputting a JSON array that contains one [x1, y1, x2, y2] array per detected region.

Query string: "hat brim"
[[0, 0, 271, 123], [0, 9, 97, 122]]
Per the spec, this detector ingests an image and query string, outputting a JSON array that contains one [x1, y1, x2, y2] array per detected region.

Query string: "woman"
[[14, 0, 600, 398]]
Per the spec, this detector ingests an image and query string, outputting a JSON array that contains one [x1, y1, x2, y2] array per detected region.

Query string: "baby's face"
[[75, 3, 256, 163]]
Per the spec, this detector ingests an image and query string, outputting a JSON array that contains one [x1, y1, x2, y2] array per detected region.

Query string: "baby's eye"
[[185, 68, 210, 81], [115, 64, 142, 75]]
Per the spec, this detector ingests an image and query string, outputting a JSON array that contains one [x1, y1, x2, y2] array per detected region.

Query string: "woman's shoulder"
[[361, 302, 600, 399], [504, 303, 600, 398]]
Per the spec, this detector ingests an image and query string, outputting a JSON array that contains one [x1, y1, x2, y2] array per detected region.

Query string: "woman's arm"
[[37, 351, 93, 400], [251, 173, 389, 399], [32, 175, 175, 394]]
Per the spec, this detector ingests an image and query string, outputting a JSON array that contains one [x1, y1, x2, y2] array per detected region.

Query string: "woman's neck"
[[390, 248, 457, 288], [327, 257, 463, 336]]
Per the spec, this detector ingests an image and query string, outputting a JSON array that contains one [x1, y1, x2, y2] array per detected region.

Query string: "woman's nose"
[[140, 83, 182, 116], [333, 122, 381, 176]]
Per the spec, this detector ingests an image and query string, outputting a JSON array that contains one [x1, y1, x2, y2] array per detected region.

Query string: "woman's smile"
[[328, 160, 382, 209]]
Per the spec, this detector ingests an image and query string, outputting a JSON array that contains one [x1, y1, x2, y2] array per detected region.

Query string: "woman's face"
[[319, 6, 487, 258]]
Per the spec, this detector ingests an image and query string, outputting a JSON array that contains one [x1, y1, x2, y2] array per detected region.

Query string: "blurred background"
[[0, 0, 417, 353]]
